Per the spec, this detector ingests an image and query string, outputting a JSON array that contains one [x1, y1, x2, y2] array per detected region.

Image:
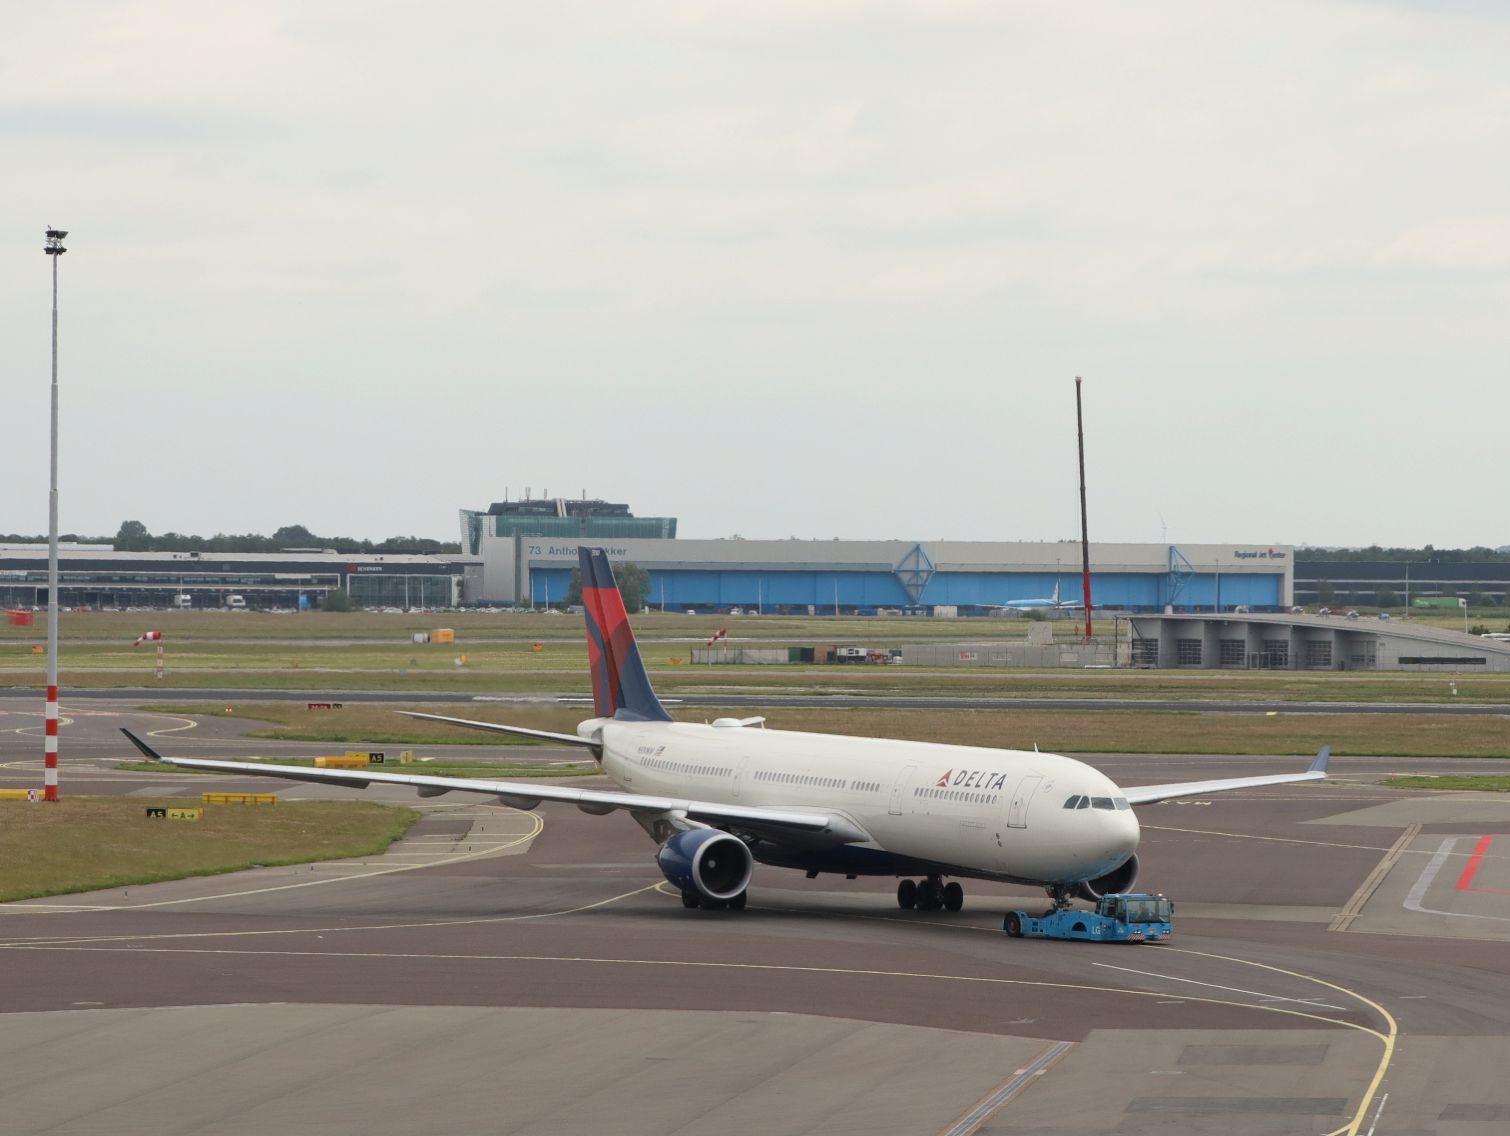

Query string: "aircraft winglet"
[[121, 728, 166, 762], [1309, 744, 1332, 774]]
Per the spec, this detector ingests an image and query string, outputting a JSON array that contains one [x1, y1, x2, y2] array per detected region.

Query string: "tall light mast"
[[1075, 377, 1094, 642], [43, 228, 67, 801]]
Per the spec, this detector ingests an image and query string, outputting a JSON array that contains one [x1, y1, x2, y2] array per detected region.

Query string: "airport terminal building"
[[0, 546, 458, 611], [456, 497, 1296, 613]]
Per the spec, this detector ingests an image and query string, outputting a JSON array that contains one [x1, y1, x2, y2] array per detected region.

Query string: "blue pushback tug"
[[1003, 893, 1174, 943]]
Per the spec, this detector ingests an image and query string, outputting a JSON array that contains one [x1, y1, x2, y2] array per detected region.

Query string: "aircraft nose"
[[1109, 808, 1140, 857]]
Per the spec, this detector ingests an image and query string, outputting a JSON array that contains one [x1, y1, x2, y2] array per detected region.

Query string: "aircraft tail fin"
[[579, 547, 672, 722]]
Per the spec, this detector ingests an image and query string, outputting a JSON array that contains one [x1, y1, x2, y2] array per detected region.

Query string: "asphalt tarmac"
[[2, 698, 1509, 1134]]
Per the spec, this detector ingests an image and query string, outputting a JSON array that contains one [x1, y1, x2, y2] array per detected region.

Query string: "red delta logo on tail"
[[578, 548, 672, 723]]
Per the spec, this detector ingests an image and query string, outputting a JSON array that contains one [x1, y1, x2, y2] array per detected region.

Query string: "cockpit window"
[[1113, 797, 1130, 810], [1063, 795, 1084, 809], [1091, 797, 1114, 810], [1076, 796, 1090, 810]]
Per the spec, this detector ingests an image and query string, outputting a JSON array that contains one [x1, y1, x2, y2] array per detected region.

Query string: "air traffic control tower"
[[458, 496, 678, 605]]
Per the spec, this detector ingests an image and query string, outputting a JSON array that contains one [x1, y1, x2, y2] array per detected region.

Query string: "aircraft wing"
[[119, 728, 848, 839], [1120, 746, 1331, 806], [396, 710, 595, 747]]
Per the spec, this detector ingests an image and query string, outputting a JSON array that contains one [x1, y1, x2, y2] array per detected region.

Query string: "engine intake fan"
[[656, 829, 753, 902]]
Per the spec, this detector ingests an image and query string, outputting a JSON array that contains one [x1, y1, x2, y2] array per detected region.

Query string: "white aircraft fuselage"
[[585, 717, 1139, 887]]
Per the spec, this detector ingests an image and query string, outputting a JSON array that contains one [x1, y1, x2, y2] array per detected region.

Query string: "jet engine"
[[1074, 853, 1139, 902], [656, 828, 753, 904]]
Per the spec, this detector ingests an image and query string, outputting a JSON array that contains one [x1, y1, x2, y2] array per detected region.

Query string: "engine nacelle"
[[656, 829, 753, 902], [496, 793, 541, 810], [1074, 853, 1139, 902]]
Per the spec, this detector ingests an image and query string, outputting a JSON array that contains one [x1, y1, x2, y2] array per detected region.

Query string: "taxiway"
[[2, 698, 1508, 1134]]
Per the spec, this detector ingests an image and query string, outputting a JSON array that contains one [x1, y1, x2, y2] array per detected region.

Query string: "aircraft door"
[[1006, 774, 1042, 828], [888, 764, 917, 816], [733, 757, 749, 799]]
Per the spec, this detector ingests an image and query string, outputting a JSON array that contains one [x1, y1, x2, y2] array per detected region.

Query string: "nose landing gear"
[[1041, 884, 1073, 916], [896, 875, 964, 912]]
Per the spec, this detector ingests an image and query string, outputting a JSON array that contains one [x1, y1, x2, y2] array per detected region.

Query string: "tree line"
[[1, 521, 461, 556], [1299, 544, 1510, 563]]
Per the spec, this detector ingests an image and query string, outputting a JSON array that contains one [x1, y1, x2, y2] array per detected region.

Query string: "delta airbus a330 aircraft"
[[123, 548, 1330, 918]]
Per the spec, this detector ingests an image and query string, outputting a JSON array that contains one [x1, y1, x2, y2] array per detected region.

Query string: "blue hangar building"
[[459, 504, 1293, 613]]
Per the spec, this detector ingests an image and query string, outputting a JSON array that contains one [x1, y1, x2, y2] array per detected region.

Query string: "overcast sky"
[[4, 2, 1508, 549]]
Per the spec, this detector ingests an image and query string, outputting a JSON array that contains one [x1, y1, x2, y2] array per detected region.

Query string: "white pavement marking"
[[0, 882, 666, 949], [0, 943, 1381, 1036], [1402, 835, 1510, 923], [1404, 836, 1459, 914], [1090, 961, 1346, 1011], [1142, 824, 1394, 853], [940, 1040, 1074, 1136]]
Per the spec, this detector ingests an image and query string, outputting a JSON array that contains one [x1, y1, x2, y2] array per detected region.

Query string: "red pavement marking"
[[1455, 835, 1510, 895]]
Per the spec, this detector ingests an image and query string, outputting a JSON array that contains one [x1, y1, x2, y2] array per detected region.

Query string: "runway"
[[3, 699, 1509, 1133]]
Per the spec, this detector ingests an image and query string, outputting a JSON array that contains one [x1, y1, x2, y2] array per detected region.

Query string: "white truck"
[[224, 594, 246, 610]]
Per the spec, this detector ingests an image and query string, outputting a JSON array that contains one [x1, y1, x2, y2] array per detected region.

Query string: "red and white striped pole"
[[43, 228, 66, 802], [43, 685, 59, 801]]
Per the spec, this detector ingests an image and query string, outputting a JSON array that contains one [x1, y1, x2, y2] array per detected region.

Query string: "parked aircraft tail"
[[579, 547, 672, 721]]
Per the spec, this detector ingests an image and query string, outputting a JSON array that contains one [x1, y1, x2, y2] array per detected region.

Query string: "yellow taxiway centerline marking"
[[1160, 945, 1397, 1136], [649, 880, 1396, 1132]]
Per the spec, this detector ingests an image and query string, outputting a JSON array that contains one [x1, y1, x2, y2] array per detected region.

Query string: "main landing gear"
[[681, 889, 748, 911], [896, 875, 964, 912]]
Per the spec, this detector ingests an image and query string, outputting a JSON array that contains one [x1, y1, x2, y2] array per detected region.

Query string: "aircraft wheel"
[[896, 879, 918, 909], [681, 889, 700, 909], [1004, 912, 1023, 938], [917, 879, 943, 911], [728, 890, 748, 911], [942, 882, 964, 912]]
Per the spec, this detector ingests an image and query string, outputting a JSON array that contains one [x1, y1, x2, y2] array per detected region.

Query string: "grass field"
[[136, 700, 1510, 759], [7, 634, 1510, 702], [0, 608, 1098, 643], [1380, 775, 1510, 792], [0, 797, 418, 902]]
